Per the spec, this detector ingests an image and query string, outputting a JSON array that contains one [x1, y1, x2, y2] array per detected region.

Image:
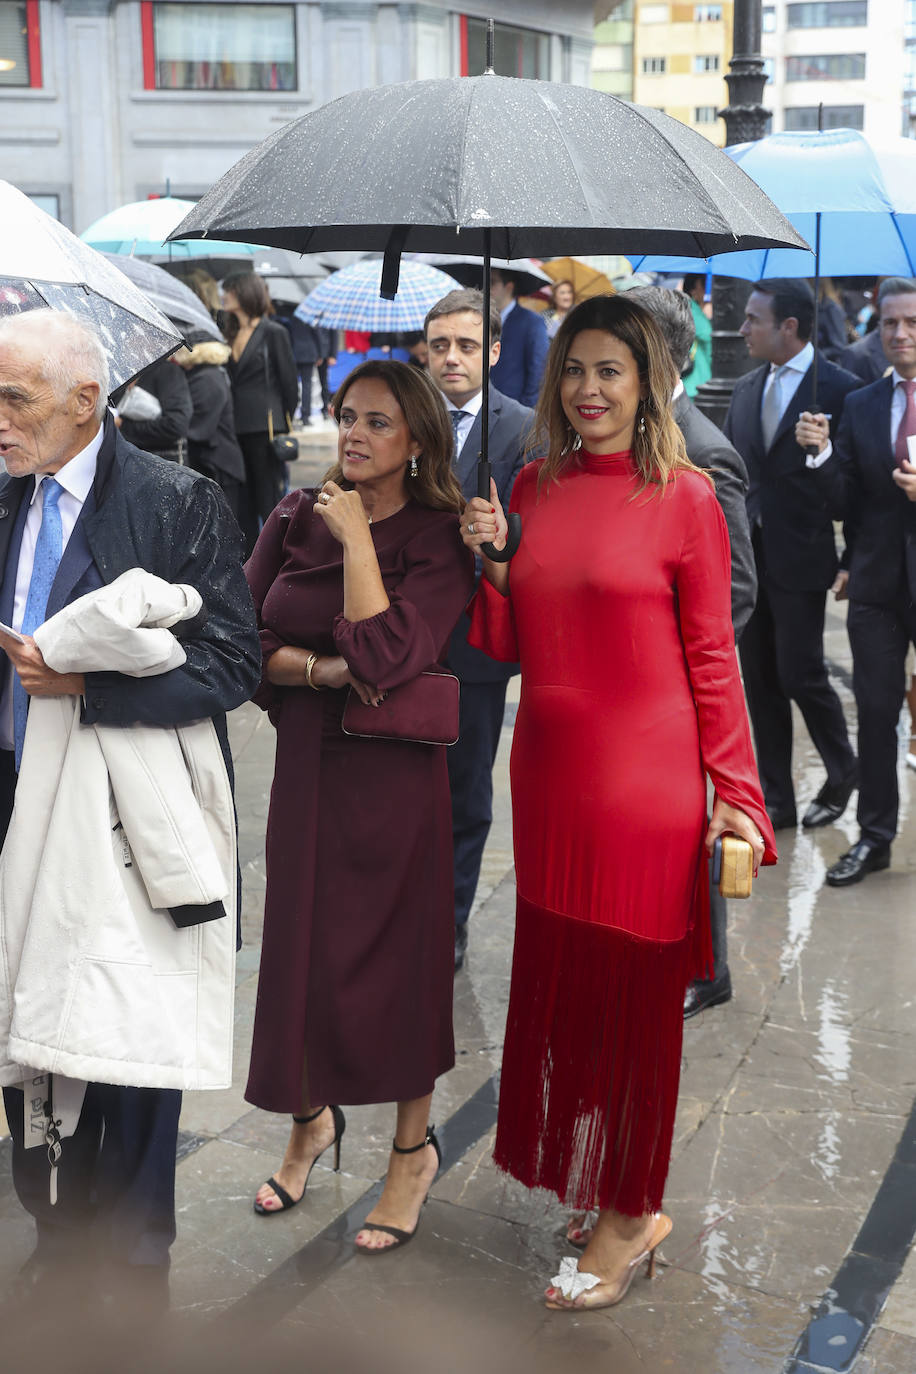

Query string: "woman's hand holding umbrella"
[[460, 481, 510, 593]]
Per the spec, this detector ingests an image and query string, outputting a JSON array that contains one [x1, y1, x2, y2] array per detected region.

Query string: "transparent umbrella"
[[1, 181, 182, 392]]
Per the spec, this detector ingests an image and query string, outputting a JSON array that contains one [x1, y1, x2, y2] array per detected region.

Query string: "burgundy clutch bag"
[[341, 670, 460, 746]]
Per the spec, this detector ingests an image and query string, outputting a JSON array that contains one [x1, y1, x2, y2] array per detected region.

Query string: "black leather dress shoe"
[[684, 974, 732, 1019], [454, 924, 468, 973], [802, 768, 859, 829], [825, 840, 891, 887], [767, 806, 798, 832]]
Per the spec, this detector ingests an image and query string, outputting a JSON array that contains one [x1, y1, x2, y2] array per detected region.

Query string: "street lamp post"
[[694, 0, 771, 429]]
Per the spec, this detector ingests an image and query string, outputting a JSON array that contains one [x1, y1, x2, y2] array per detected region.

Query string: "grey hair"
[[877, 277, 916, 309], [624, 285, 696, 373], [0, 309, 110, 421]]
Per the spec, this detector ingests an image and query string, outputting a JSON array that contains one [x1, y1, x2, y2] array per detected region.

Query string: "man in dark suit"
[[425, 288, 534, 971], [798, 278, 916, 884], [839, 326, 889, 386], [489, 270, 549, 408], [0, 310, 260, 1312], [629, 285, 756, 1017], [725, 278, 860, 832]]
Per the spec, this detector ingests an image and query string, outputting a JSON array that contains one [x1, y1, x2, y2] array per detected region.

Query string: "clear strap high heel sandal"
[[545, 1213, 672, 1311]]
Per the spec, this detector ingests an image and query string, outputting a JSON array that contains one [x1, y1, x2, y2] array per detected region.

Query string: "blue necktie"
[[13, 477, 64, 770], [450, 409, 468, 456]]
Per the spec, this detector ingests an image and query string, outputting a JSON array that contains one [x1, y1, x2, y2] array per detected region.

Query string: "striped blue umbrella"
[[295, 258, 455, 331]]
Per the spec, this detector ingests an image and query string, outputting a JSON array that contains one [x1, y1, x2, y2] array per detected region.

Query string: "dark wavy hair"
[[534, 294, 709, 495], [325, 360, 464, 513]]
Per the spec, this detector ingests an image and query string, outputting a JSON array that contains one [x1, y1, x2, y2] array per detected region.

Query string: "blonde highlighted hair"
[[534, 294, 711, 494]]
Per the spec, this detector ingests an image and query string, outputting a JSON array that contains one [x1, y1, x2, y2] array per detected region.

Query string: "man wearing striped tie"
[[0, 310, 259, 1317], [798, 278, 916, 885]]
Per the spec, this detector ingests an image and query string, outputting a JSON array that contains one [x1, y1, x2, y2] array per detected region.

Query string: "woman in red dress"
[[245, 361, 473, 1253], [461, 296, 776, 1310]]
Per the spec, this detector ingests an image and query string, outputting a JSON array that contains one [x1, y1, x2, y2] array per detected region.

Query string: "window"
[[694, 5, 724, 20], [786, 53, 865, 79], [641, 57, 667, 74], [147, 3, 296, 91], [762, 6, 777, 30], [693, 54, 720, 72], [763, 57, 775, 81], [27, 192, 59, 218], [694, 105, 718, 122], [784, 103, 864, 128], [464, 17, 548, 78], [0, 1, 40, 87], [787, 1, 867, 26]]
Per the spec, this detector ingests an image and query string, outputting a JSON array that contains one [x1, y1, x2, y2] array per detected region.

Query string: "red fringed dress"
[[468, 453, 776, 1217]]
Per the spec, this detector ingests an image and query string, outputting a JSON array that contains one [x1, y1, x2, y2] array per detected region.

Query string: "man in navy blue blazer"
[[798, 278, 916, 885], [425, 289, 535, 971], [489, 270, 550, 409], [725, 279, 860, 833], [0, 311, 259, 1314]]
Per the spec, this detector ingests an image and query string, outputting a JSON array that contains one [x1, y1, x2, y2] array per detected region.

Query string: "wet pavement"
[[2, 443, 916, 1371]]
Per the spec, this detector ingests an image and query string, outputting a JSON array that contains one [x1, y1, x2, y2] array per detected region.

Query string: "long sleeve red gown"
[[469, 452, 776, 1217]]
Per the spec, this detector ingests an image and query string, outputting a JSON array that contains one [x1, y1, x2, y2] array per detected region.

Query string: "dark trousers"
[[238, 430, 286, 556], [447, 679, 508, 929], [848, 595, 916, 845], [317, 360, 331, 416], [297, 363, 314, 419], [739, 537, 856, 813], [2, 1082, 182, 1270], [693, 874, 729, 986]]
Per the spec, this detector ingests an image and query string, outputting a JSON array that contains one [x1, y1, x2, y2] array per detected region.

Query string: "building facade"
[[0, 1, 594, 232], [762, 0, 907, 140], [592, 0, 912, 144]]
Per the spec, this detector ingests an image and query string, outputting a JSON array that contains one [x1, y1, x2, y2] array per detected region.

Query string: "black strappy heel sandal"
[[253, 1104, 346, 1216], [355, 1125, 442, 1255]]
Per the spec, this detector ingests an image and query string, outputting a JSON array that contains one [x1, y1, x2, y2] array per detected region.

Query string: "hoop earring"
[[410, 454, 419, 477]]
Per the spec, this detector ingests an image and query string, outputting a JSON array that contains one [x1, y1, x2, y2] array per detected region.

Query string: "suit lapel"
[[0, 477, 32, 626]]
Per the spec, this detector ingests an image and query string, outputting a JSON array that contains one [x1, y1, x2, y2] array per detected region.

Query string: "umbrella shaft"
[[479, 228, 491, 498]]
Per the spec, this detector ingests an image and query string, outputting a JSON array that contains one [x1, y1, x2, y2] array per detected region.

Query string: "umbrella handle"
[[803, 403, 823, 458], [477, 458, 521, 562]]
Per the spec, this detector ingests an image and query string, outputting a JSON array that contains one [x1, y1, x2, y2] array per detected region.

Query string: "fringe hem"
[[493, 894, 693, 1216]]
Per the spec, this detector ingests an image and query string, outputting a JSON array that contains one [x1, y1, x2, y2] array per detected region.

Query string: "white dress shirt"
[[1, 425, 103, 750], [445, 389, 484, 459], [760, 340, 814, 431]]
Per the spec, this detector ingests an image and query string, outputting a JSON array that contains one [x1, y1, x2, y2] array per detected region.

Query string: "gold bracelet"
[[304, 651, 322, 690]]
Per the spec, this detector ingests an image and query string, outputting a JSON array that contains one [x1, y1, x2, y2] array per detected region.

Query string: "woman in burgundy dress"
[[245, 360, 473, 1253], [461, 296, 777, 1310]]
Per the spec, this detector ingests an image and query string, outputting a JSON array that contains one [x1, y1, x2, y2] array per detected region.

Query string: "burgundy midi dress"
[[244, 489, 474, 1111], [469, 454, 777, 1216]]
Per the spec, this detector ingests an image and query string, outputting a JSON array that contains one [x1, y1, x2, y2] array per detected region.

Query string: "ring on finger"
[[468, 522, 475, 535], [319, 490, 332, 505]]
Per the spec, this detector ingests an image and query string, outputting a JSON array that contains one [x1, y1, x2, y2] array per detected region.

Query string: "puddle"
[[815, 982, 852, 1084], [779, 832, 826, 978]]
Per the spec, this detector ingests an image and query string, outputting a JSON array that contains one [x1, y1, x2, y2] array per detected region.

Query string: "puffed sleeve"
[[333, 514, 474, 690], [244, 492, 300, 711], [465, 461, 535, 662], [675, 478, 777, 865]]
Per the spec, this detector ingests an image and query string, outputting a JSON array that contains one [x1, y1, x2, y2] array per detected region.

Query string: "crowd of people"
[[0, 260, 913, 1324]]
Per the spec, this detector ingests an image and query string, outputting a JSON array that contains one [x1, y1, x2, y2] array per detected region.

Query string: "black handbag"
[[263, 339, 299, 464]]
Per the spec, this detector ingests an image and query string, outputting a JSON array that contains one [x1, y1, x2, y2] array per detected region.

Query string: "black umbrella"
[[100, 253, 222, 339], [171, 21, 807, 559]]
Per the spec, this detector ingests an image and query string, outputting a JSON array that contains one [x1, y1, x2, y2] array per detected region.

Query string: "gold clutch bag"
[[714, 835, 754, 899]]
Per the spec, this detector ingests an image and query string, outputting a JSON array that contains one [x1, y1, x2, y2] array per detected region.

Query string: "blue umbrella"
[[295, 258, 456, 331], [629, 129, 916, 279], [81, 197, 265, 261]]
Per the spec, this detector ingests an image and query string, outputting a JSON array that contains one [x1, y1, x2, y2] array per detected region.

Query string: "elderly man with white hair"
[[0, 311, 260, 1316]]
